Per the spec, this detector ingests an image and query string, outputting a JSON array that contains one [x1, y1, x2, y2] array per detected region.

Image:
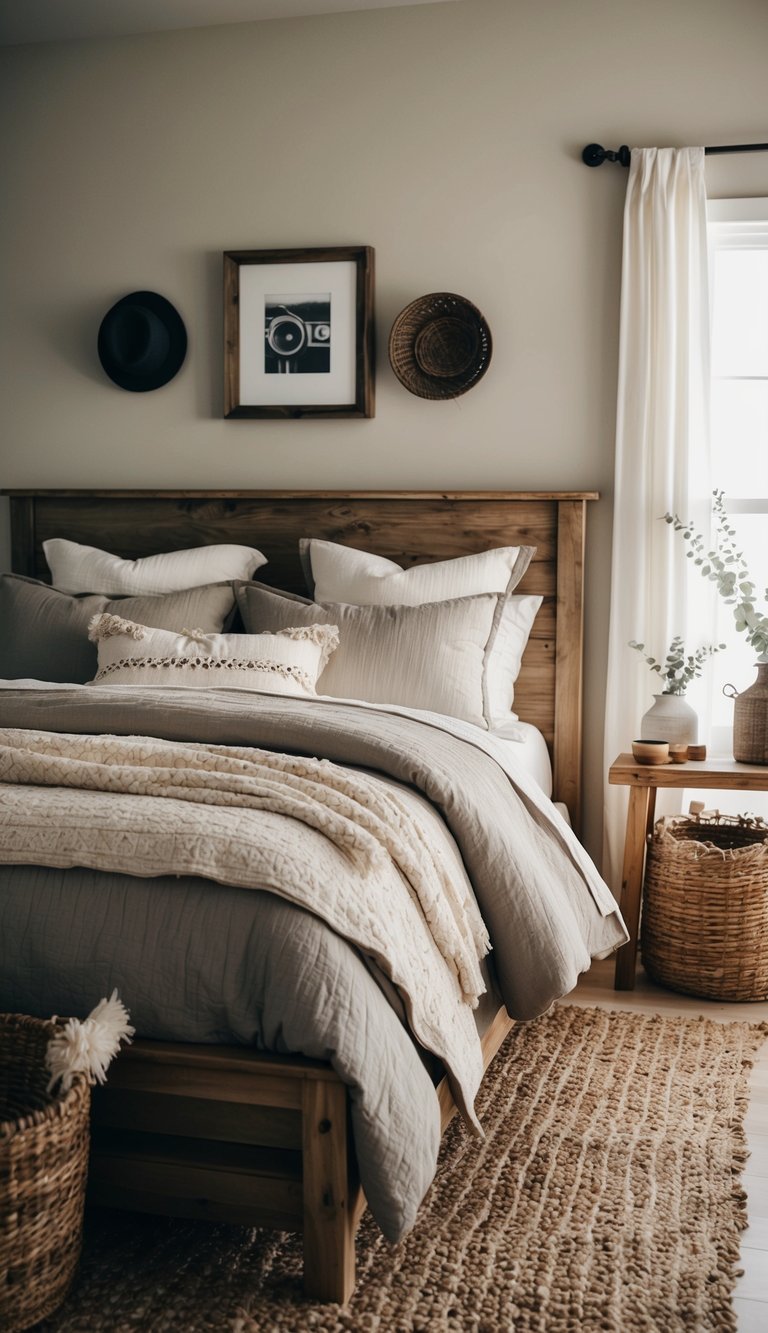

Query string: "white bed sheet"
[[490, 719, 553, 799]]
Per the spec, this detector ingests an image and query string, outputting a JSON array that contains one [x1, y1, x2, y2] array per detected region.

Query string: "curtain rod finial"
[[582, 143, 607, 167], [582, 143, 631, 168]]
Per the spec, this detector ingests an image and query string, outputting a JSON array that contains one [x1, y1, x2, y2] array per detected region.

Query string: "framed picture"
[[223, 246, 375, 419]]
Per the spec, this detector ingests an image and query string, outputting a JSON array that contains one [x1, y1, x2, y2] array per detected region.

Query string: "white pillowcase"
[[485, 593, 543, 722], [87, 613, 338, 696], [44, 538, 267, 596], [234, 582, 540, 729], [299, 538, 540, 723], [300, 538, 534, 605]]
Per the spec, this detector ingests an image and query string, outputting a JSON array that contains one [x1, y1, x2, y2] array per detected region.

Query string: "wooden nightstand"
[[609, 753, 768, 990]]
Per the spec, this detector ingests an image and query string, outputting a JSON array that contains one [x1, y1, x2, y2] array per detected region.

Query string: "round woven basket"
[[0, 1014, 91, 1332], [388, 292, 492, 400], [642, 814, 768, 1001]]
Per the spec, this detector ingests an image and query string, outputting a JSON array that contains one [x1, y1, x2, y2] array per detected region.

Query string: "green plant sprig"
[[629, 635, 725, 695], [664, 490, 768, 663]]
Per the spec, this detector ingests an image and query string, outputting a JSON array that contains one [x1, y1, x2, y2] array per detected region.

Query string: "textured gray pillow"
[[235, 581, 511, 729], [0, 574, 236, 683]]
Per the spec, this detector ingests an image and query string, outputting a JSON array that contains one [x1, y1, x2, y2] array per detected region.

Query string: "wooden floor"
[[561, 959, 768, 1331]]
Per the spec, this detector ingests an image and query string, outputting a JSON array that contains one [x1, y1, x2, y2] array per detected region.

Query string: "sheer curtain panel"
[[603, 147, 712, 889]]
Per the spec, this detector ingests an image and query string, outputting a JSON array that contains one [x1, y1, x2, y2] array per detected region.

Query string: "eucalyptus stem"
[[629, 635, 725, 695], [664, 491, 768, 664]]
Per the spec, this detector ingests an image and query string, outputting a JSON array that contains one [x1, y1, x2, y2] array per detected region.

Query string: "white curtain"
[[602, 147, 712, 890]]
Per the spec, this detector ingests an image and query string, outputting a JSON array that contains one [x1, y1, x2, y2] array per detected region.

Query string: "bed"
[[0, 488, 625, 1303]]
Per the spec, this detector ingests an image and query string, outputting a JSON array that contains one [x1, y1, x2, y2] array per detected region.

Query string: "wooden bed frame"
[[3, 487, 597, 1303]]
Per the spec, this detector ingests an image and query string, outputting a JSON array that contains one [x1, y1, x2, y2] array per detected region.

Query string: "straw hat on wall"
[[388, 292, 492, 400]]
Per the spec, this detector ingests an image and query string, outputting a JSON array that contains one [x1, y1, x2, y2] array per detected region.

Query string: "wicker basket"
[[0, 1014, 91, 1331], [642, 814, 768, 1001], [388, 292, 492, 400]]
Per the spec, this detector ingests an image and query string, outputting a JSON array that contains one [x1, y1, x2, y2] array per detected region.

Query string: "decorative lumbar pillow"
[[44, 538, 267, 596], [235, 581, 537, 728], [299, 538, 535, 605], [0, 574, 237, 684], [88, 613, 339, 696]]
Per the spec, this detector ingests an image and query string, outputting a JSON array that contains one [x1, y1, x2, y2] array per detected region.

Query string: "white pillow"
[[300, 538, 534, 605], [485, 593, 542, 722], [44, 538, 267, 596], [235, 582, 539, 729], [299, 538, 540, 723], [87, 613, 338, 696]]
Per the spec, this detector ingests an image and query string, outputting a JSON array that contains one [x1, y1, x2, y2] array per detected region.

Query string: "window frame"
[[700, 198, 768, 801]]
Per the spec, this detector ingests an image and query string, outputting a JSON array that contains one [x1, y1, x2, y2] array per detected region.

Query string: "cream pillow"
[[485, 593, 543, 722], [88, 613, 338, 696], [45, 538, 267, 596], [235, 582, 537, 728], [299, 538, 540, 722], [300, 538, 534, 605]]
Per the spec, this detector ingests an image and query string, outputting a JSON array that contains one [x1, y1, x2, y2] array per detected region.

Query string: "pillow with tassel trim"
[[88, 613, 339, 697]]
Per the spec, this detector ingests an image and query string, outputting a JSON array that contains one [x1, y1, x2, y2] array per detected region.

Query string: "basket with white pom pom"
[[0, 993, 133, 1331]]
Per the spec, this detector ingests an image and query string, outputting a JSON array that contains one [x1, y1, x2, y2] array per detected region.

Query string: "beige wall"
[[1, 0, 767, 863]]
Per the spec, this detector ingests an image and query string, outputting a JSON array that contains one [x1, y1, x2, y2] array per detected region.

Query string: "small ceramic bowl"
[[668, 744, 689, 763], [631, 739, 670, 765]]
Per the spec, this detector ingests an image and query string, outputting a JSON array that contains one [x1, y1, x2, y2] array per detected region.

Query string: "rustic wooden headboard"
[[3, 488, 597, 831]]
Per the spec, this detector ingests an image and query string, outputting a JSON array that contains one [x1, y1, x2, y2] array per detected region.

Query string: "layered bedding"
[[0, 503, 623, 1258], [0, 682, 627, 1240]]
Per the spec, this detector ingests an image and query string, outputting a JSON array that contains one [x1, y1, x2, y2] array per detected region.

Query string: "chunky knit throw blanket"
[[0, 727, 489, 1126]]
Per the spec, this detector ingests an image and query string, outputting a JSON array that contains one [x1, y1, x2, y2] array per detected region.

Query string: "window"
[[692, 198, 768, 817]]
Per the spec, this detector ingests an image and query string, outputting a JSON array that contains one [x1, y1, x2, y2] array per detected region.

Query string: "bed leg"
[[301, 1078, 356, 1304]]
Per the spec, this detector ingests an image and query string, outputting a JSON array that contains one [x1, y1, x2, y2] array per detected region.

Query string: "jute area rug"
[[40, 1005, 766, 1333]]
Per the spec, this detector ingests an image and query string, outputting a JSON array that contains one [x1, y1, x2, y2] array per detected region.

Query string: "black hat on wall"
[[97, 291, 187, 391]]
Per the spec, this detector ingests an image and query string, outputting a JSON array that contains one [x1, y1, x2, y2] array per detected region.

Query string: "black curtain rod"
[[582, 142, 768, 168]]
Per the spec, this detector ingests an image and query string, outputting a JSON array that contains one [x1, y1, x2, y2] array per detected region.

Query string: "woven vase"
[[640, 692, 699, 746], [733, 662, 768, 765]]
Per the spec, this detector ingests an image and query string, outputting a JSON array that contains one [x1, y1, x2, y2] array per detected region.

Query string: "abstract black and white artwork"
[[264, 294, 331, 374]]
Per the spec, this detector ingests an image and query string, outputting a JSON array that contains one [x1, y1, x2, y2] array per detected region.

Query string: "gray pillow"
[[0, 574, 236, 683], [235, 581, 512, 729]]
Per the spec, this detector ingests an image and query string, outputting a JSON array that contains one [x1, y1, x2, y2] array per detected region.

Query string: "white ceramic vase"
[[640, 692, 699, 745]]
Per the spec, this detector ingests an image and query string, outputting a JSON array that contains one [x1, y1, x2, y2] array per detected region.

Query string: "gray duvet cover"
[[0, 685, 626, 1241]]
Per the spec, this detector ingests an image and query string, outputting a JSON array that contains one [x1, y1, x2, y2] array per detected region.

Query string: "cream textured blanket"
[[0, 727, 489, 1126]]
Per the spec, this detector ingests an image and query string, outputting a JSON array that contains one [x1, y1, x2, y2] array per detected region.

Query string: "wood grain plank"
[[609, 755, 768, 791], [553, 499, 587, 830], [88, 1159, 303, 1228], [93, 1088, 303, 1149], [99, 1061, 303, 1110], [741, 1216, 768, 1251], [301, 1077, 357, 1303], [734, 1249, 768, 1303], [733, 1298, 768, 1332], [8, 496, 36, 577], [1, 489, 601, 500]]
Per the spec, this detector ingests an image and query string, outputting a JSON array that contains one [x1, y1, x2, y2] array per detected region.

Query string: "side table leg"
[[614, 786, 655, 990]]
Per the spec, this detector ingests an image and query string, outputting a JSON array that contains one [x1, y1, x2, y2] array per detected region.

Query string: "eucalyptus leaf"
[[665, 490, 768, 661]]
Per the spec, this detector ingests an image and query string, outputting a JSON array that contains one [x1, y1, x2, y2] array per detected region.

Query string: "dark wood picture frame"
[[224, 246, 375, 419]]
